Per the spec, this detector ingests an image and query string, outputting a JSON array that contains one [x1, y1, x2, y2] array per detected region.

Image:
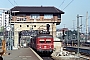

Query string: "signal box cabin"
[[10, 6, 64, 48]]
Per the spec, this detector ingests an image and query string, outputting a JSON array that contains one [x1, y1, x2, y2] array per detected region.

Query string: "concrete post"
[[14, 31, 18, 48], [77, 14, 80, 57]]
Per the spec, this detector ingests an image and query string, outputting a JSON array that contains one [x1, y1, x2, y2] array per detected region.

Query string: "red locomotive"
[[30, 34, 54, 54]]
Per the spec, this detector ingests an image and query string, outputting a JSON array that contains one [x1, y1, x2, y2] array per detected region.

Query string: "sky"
[[0, 0, 90, 32]]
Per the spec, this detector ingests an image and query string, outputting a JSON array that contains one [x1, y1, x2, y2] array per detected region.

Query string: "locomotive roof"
[[37, 34, 53, 37]]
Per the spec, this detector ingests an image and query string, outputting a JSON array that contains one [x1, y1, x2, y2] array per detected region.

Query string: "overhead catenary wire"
[[14, 0, 18, 5], [59, 0, 66, 8], [8, 0, 14, 6], [63, 0, 74, 10]]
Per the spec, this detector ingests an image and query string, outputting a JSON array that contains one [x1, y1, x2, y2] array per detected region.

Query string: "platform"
[[3, 47, 43, 60]]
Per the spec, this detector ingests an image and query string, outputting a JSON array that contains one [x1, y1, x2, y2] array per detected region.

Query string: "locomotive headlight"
[[40, 46, 41, 48], [50, 46, 51, 48]]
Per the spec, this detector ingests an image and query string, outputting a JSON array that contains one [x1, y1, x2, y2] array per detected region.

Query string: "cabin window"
[[27, 25, 29, 27], [17, 17, 26, 21], [23, 18, 26, 21], [44, 14, 53, 19], [20, 25, 21, 27], [58, 14, 61, 19], [34, 25, 36, 27], [30, 14, 40, 19]]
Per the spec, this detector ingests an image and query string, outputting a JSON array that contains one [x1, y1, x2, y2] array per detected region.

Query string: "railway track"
[[64, 47, 90, 57], [35, 50, 54, 60]]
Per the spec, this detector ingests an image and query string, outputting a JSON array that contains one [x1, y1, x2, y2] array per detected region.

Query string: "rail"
[[64, 47, 90, 59]]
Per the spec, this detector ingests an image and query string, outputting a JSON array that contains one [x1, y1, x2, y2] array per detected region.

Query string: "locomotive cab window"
[[39, 39, 45, 43], [46, 39, 51, 43], [39, 41, 45, 43], [46, 41, 51, 43]]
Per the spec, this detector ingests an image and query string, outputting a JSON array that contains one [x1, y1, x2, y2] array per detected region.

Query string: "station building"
[[10, 6, 64, 48]]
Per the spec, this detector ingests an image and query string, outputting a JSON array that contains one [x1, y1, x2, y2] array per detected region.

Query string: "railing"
[[11, 16, 61, 23]]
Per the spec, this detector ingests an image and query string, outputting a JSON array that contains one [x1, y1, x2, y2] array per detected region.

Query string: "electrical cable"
[[14, 0, 18, 5], [59, 0, 65, 8], [8, 0, 14, 6], [63, 0, 74, 10]]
